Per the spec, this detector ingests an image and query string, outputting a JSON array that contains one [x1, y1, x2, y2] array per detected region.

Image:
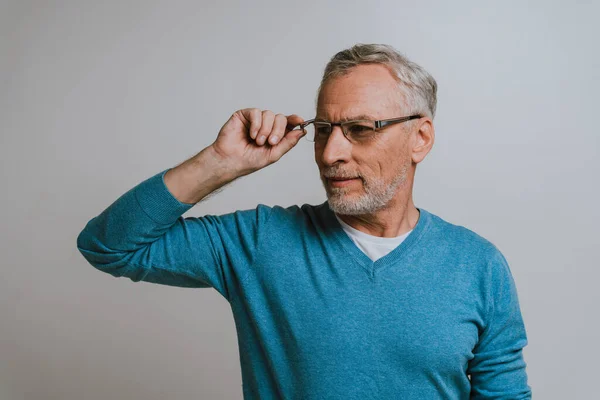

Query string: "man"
[[77, 43, 531, 399]]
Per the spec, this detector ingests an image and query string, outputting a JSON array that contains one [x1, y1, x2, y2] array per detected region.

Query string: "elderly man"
[[77, 43, 531, 399]]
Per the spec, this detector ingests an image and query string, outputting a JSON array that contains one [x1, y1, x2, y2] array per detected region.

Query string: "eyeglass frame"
[[298, 114, 423, 143]]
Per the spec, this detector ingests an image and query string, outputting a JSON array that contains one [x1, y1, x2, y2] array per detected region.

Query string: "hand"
[[211, 108, 306, 177]]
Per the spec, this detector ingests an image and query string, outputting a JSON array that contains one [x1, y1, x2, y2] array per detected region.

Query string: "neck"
[[336, 196, 420, 238]]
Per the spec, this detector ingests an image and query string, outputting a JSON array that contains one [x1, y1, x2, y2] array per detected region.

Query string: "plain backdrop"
[[1, 0, 598, 399]]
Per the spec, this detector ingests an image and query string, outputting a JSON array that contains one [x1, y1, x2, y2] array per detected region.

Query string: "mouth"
[[327, 177, 359, 187]]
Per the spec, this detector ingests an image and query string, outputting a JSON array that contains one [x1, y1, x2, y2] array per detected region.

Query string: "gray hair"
[[316, 43, 437, 119]]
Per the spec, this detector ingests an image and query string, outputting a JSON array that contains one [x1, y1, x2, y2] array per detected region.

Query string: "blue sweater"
[[77, 169, 532, 399]]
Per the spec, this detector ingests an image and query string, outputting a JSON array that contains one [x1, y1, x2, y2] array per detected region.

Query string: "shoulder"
[[227, 202, 326, 231], [423, 209, 519, 304], [423, 208, 507, 264], [219, 201, 325, 223], [263, 201, 325, 219]]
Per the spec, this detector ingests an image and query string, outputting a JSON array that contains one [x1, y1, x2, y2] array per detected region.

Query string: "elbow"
[[76, 227, 132, 277]]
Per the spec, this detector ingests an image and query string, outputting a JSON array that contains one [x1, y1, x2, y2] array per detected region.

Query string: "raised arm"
[[76, 109, 306, 300]]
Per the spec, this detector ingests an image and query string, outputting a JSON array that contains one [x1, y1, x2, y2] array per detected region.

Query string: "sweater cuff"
[[134, 168, 195, 225]]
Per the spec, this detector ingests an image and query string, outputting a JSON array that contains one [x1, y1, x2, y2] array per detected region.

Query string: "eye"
[[315, 124, 331, 136], [347, 124, 373, 136]]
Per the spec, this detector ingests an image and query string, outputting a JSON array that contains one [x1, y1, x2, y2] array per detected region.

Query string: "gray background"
[[1, 0, 598, 399]]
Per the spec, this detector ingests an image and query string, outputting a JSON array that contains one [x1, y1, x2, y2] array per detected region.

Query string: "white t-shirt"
[[334, 214, 413, 262]]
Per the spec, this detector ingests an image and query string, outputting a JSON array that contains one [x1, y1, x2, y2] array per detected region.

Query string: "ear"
[[411, 118, 435, 164]]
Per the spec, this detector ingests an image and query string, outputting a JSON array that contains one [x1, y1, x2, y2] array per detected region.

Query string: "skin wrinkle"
[[314, 63, 434, 238]]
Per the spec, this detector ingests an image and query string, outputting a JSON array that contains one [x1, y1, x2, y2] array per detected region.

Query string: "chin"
[[327, 193, 364, 214]]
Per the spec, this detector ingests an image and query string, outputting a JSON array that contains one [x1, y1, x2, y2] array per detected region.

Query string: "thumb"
[[270, 125, 307, 161]]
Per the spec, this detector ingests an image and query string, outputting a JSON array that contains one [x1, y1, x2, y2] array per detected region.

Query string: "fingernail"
[[271, 136, 279, 144], [258, 135, 265, 144]]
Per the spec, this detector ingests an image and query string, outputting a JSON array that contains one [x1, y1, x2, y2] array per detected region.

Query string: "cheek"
[[372, 149, 405, 179], [314, 150, 334, 174], [370, 142, 396, 172], [313, 146, 322, 164]]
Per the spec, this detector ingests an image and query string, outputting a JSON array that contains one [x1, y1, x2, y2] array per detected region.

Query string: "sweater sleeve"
[[467, 247, 532, 399], [76, 168, 273, 301]]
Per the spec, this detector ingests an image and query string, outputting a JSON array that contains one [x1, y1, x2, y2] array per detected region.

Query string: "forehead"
[[316, 64, 402, 121]]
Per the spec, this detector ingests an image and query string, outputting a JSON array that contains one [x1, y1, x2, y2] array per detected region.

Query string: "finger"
[[256, 110, 275, 146], [283, 114, 306, 143], [240, 108, 262, 139], [270, 124, 307, 160], [268, 114, 288, 145], [285, 114, 305, 130]]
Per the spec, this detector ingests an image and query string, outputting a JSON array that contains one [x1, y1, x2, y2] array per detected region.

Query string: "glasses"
[[299, 114, 423, 144]]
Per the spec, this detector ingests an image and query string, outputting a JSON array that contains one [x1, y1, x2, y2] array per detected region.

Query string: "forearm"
[[76, 145, 237, 270], [163, 145, 239, 205]]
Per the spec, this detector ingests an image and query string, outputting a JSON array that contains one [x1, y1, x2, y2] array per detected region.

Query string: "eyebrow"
[[315, 114, 378, 122]]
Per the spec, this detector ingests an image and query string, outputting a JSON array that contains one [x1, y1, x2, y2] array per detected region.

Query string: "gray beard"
[[322, 162, 409, 216]]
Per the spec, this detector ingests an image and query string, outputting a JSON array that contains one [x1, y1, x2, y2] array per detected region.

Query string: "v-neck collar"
[[317, 200, 433, 276]]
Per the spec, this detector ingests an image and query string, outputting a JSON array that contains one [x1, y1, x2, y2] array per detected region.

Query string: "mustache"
[[322, 171, 361, 179]]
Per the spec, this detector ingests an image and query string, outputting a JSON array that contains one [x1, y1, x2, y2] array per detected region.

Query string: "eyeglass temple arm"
[[375, 115, 422, 129], [298, 118, 316, 129]]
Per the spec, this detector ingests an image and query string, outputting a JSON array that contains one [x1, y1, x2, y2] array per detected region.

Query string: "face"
[[315, 64, 415, 216]]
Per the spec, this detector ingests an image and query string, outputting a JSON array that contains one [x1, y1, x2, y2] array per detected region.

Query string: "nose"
[[318, 125, 352, 167]]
